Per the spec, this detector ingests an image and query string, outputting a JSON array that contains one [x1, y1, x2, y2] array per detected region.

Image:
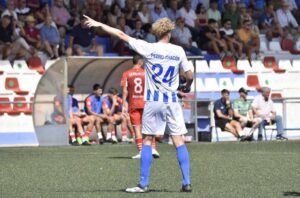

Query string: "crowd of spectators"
[[213, 87, 288, 141], [1, 0, 300, 62]]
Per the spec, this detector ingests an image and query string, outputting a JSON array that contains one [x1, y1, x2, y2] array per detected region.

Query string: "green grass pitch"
[[0, 141, 299, 198]]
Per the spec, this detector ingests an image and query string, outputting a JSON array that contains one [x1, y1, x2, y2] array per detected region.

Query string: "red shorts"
[[129, 108, 143, 126]]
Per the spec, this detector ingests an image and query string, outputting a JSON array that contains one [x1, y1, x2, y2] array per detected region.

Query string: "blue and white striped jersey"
[[128, 38, 193, 103]]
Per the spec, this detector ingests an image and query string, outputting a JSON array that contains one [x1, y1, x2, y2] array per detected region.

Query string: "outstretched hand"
[[83, 15, 101, 28]]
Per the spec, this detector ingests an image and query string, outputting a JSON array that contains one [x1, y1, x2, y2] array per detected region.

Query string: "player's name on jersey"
[[132, 95, 144, 99], [150, 53, 180, 61], [128, 72, 143, 77]]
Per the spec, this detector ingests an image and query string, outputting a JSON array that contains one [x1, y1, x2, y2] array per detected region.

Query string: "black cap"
[[239, 87, 249, 94]]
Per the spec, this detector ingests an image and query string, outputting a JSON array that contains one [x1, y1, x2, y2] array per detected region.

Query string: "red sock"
[[85, 128, 92, 138], [136, 137, 142, 151], [151, 138, 156, 149], [121, 128, 127, 137]]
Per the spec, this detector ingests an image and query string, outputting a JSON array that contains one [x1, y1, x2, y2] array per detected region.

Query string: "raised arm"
[[83, 15, 133, 43]]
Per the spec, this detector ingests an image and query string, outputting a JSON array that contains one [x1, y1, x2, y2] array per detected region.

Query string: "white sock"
[[106, 132, 112, 139], [97, 132, 103, 140], [239, 130, 246, 136]]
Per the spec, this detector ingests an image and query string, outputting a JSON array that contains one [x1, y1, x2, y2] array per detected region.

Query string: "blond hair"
[[152, 18, 175, 40]]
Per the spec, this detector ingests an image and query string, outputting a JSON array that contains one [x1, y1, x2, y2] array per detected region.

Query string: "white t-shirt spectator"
[[252, 95, 276, 119], [219, 27, 234, 37], [138, 12, 150, 24], [276, 8, 298, 28], [15, 7, 31, 16], [172, 26, 192, 46], [179, 7, 197, 27]]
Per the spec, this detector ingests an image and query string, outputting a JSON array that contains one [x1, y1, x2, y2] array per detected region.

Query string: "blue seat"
[[64, 34, 70, 48], [103, 53, 119, 57], [95, 36, 111, 53], [204, 54, 220, 64]]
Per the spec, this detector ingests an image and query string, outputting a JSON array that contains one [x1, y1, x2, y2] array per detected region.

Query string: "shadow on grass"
[[283, 192, 300, 197], [55, 189, 179, 193], [107, 156, 132, 159]]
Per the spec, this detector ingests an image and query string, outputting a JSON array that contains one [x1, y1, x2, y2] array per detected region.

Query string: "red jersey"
[[120, 67, 145, 109], [24, 26, 40, 40]]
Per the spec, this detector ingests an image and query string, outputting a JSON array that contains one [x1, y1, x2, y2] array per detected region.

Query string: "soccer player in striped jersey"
[[84, 16, 193, 193], [121, 54, 160, 159]]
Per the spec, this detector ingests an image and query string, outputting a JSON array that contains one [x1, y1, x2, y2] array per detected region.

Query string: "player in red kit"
[[121, 54, 160, 159]]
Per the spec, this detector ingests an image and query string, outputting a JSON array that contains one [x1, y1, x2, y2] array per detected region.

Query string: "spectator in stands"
[[68, 85, 95, 145], [179, 0, 198, 29], [199, 18, 228, 58], [220, 19, 243, 58], [150, 1, 168, 23], [166, 0, 179, 22], [233, 88, 260, 140], [214, 89, 245, 140], [292, 0, 300, 24], [143, 23, 156, 43], [33, 3, 50, 25], [195, 3, 208, 27], [123, 0, 138, 28], [207, 0, 221, 24], [0, 15, 33, 60], [1, 0, 18, 20], [15, 0, 31, 22], [239, 2, 250, 25], [236, 19, 261, 60], [276, 0, 299, 36], [51, 0, 71, 38], [259, 2, 283, 41], [84, 84, 111, 144], [222, 2, 240, 30], [40, 15, 60, 59], [131, 19, 145, 40], [66, 15, 103, 56], [102, 87, 133, 143], [172, 16, 201, 56], [23, 15, 42, 50], [113, 16, 132, 55], [137, 2, 151, 24], [194, 0, 208, 10], [26, 0, 40, 11], [248, 17, 260, 37], [107, 3, 123, 27], [252, 87, 288, 141], [251, 0, 265, 11], [116, 16, 132, 36], [84, 0, 102, 21]]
